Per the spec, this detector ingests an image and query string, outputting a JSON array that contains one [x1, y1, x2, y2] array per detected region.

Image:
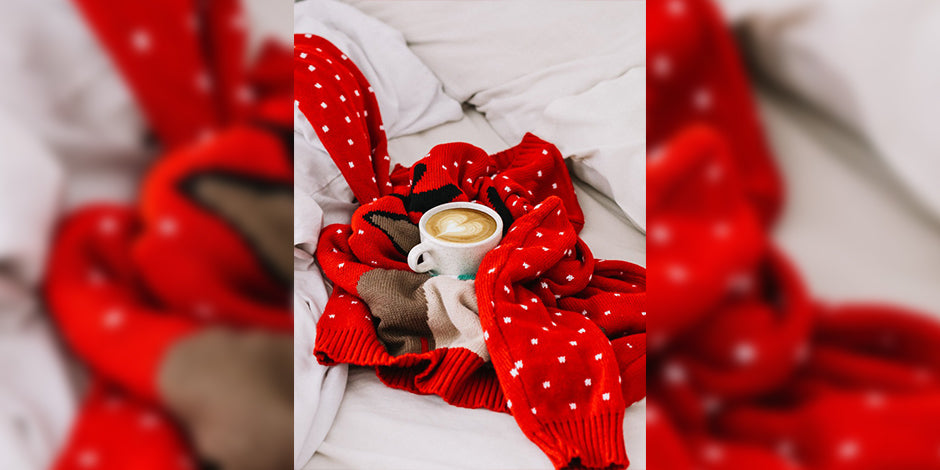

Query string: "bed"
[[303, 106, 647, 470], [293, 1, 647, 468], [756, 84, 940, 316]]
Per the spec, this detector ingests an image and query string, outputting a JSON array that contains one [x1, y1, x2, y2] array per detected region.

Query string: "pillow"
[[346, 0, 646, 230], [730, 0, 940, 222]]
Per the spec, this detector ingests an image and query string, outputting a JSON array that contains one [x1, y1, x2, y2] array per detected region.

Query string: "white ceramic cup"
[[407, 201, 503, 277]]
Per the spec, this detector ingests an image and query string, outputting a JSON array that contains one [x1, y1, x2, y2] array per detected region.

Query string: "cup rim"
[[417, 201, 504, 248]]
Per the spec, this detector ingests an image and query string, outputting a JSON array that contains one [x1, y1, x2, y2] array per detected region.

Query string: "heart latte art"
[[425, 208, 498, 243]]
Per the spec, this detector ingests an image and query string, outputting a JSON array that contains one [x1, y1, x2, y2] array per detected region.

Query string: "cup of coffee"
[[407, 201, 503, 277]]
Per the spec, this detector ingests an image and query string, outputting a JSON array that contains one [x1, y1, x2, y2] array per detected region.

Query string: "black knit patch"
[[486, 186, 514, 235]]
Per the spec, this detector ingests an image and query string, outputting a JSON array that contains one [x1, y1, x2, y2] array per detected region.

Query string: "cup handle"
[[407, 242, 435, 273]]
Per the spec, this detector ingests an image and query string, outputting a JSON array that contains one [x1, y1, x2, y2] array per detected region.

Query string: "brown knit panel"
[[365, 211, 421, 254], [357, 268, 433, 356]]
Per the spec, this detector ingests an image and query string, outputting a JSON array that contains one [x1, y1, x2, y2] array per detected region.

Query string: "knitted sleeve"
[[476, 196, 646, 469], [45, 205, 199, 403]]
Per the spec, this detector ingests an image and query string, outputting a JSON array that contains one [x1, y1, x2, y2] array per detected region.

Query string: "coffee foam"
[[426, 207, 498, 243]]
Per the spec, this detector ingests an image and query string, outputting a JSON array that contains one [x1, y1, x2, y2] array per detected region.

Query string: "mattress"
[[304, 107, 647, 469]]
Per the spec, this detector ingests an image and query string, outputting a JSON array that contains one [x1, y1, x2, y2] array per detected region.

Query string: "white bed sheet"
[[304, 107, 646, 470], [757, 85, 940, 316]]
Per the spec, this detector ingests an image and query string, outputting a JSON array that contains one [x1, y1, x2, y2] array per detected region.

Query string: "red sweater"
[[297, 34, 646, 469]]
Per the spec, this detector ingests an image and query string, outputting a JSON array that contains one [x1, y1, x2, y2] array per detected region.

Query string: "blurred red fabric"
[[45, 1, 292, 469], [648, 0, 940, 468]]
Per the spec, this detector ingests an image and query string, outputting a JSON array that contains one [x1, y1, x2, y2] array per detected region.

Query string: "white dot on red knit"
[[702, 444, 724, 463], [667, 264, 689, 283], [195, 71, 213, 93], [506, 400, 512, 409], [569, 403, 577, 410], [88, 268, 106, 286], [102, 308, 124, 330], [865, 391, 886, 408], [712, 221, 731, 238], [602, 393, 611, 401], [702, 395, 721, 414], [652, 54, 672, 78], [558, 356, 566, 363], [98, 216, 119, 235], [776, 439, 797, 460], [344, 116, 351, 123], [733, 341, 757, 365], [666, 0, 686, 16], [837, 439, 860, 460], [727, 271, 753, 293], [584, 378, 591, 386], [692, 87, 713, 111], [236, 85, 254, 104], [542, 381, 550, 389], [503, 316, 511, 324], [347, 139, 354, 146], [299, 52, 308, 59], [542, 149, 548, 155], [570, 341, 577, 346], [130, 28, 152, 53], [530, 338, 538, 345], [663, 361, 687, 384], [334, 74, 341, 81], [649, 224, 671, 245], [315, 83, 322, 89], [158, 217, 179, 236], [509, 368, 519, 377], [76, 449, 100, 468], [140, 411, 161, 429], [514, 360, 523, 369], [194, 301, 214, 320], [705, 162, 724, 182]]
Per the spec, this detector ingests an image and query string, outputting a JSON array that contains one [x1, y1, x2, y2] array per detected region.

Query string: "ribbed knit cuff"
[[316, 323, 506, 411], [538, 411, 628, 469], [315, 321, 388, 366]]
